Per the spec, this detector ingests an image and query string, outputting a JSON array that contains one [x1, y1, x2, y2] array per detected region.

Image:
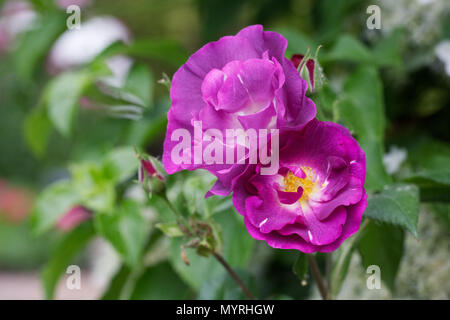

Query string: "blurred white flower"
[[48, 16, 131, 72], [0, 0, 91, 54], [435, 41, 450, 76], [383, 145, 408, 175], [0, 1, 36, 52], [100, 55, 134, 88], [88, 238, 121, 290], [378, 0, 450, 45]]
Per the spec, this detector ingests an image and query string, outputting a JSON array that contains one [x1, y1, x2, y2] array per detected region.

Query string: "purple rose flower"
[[231, 120, 367, 253], [162, 25, 316, 196]]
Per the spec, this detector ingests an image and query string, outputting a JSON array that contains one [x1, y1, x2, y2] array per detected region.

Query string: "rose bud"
[[56, 205, 92, 232]]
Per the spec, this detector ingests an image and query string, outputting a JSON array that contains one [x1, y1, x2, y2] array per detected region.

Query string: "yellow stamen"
[[283, 167, 320, 202]]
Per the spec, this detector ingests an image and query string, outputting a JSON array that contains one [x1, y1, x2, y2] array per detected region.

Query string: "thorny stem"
[[307, 254, 328, 300], [213, 252, 256, 300]]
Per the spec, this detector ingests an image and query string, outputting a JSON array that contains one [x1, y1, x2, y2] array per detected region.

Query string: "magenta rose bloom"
[[163, 25, 316, 196], [232, 120, 367, 252]]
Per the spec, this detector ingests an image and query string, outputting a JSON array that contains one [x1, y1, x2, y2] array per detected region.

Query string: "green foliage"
[[2, 0, 449, 301], [14, 12, 66, 82], [46, 70, 91, 137], [405, 139, 450, 202], [292, 253, 308, 285], [338, 66, 391, 191], [103, 146, 140, 184], [155, 222, 184, 237], [23, 106, 53, 158], [122, 63, 154, 108], [101, 264, 132, 300], [197, 271, 255, 300], [329, 220, 367, 298], [0, 220, 57, 269], [130, 262, 191, 299], [93, 40, 189, 67], [31, 180, 79, 235], [365, 184, 420, 237], [325, 35, 373, 64], [358, 221, 405, 293], [95, 200, 150, 267], [165, 191, 254, 291], [168, 237, 224, 291], [41, 221, 95, 299]]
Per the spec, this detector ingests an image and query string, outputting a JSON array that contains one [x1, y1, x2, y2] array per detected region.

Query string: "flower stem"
[[212, 252, 255, 300], [307, 254, 328, 300], [326, 253, 332, 293], [160, 194, 192, 233]]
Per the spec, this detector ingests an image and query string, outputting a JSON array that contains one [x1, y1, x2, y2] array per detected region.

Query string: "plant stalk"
[[213, 252, 255, 300], [307, 254, 328, 300]]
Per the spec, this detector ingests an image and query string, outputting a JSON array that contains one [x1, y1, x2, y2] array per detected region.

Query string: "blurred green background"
[[0, 0, 448, 300]]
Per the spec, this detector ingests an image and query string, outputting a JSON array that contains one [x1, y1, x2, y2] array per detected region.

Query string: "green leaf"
[[276, 28, 316, 56], [215, 210, 255, 268], [330, 221, 368, 298], [167, 206, 254, 290], [197, 271, 255, 300], [14, 13, 66, 81], [101, 264, 132, 300], [413, 181, 450, 203], [182, 176, 210, 215], [41, 221, 95, 299], [372, 28, 405, 68], [168, 237, 224, 290], [130, 262, 191, 299], [31, 180, 79, 235], [93, 39, 188, 67], [407, 171, 450, 187], [338, 66, 391, 190], [95, 200, 150, 267], [365, 183, 420, 237], [429, 203, 450, 229], [103, 146, 139, 183], [315, 0, 363, 42], [325, 35, 374, 64], [122, 63, 154, 108], [23, 107, 52, 157], [70, 163, 116, 213], [155, 222, 184, 237], [358, 220, 404, 293], [292, 253, 308, 284], [404, 138, 450, 202], [46, 70, 91, 137]]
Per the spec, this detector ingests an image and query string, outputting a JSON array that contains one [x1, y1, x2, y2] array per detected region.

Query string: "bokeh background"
[[0, 0, 449, 299]]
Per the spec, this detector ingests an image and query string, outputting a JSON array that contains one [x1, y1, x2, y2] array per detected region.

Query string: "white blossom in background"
[[0, 1, 36, 53], [100, 55, 134, 88], [48, 16, 131, 72], [377, 0, 450, 45], [88, 238, 121, 291], [0, 0, 91, 53], [383, 145, 407, 175], [435, 41, 450, 76]]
